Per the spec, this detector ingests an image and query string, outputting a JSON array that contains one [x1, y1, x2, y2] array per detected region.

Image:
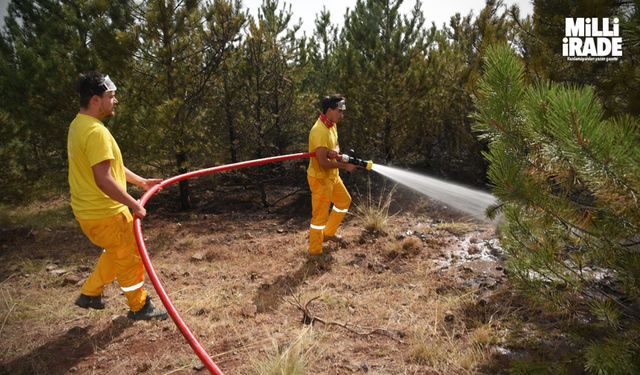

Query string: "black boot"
[[127, 296, 168, 321], [75, 294, 105, 310]]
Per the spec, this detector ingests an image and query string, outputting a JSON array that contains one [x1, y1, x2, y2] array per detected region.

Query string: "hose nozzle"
[[365, 160, 373, 171], [339, 154, 373, 171]]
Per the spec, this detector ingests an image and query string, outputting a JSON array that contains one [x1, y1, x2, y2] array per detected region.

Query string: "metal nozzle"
[[339, 154, 373, 171]]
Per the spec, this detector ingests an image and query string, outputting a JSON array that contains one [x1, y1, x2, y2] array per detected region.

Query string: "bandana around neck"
[[319, 113, 334, 128]]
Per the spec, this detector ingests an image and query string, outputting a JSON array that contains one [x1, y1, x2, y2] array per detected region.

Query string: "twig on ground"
[[0, 303, 17, 337], [0, 273, 17, 285], [283, 294, 405, 343], [269, 187, 305, 207]]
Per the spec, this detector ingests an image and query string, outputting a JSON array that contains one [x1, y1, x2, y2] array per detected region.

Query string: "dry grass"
[[352, 181, 397, 234], [0, 196, 75, 229], [405, 292, 497, 373], [0, 193, 516, 375], [435, 221, 479, 236], [249, 327, 317, 375], [386, 237, 423, 260], [152, 231, 176, 252], [400, 237, 422, 253]]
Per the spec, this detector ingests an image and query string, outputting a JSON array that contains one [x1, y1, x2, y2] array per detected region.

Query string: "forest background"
[[1, 0, 635, 207], [1, 0, 640, 373]]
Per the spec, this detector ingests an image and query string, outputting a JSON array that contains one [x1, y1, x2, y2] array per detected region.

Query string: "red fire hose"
[[133, 152, 313, 374]]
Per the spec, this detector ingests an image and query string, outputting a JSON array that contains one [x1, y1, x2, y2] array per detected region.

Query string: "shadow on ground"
[[0, 320, 131, 375], [253, 254, 333, 313]]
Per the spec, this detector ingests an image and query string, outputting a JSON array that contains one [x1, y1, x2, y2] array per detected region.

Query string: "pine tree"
[[238, 0, 306, 159], [225, 0, 313, 207], [298, 7, 340, 94], [418, 0, 514, 182], [521, 0, 640, 116], [0, 0, 135, 201], [474, 43, 640, 373], [124, 0, 244, 209], [334, 0, 428, 164]]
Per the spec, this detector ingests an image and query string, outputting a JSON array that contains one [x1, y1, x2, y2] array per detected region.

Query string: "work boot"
[[75, 294, 105, 310], [324, 234, 349, 247], [127, 296, 168, 321]]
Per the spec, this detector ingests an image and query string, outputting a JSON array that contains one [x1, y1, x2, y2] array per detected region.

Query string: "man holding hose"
[[307, 94, 357, 256], [68, 71, 167, 320]]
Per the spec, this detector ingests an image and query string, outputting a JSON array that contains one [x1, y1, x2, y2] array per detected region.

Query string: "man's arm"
[[125, 167, 162, 191], [93, 160, 147, 218], [315, 147, 356, 172]]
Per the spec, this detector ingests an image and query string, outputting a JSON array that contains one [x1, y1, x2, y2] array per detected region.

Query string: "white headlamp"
[[335, 100, 346, 111]]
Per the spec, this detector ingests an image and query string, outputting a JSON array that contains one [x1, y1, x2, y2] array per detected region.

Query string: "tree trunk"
[[176, 151, 191, 209], [258, 181, 268, 208], [223, 75, 238, 163], [383, 116, 393, 162]]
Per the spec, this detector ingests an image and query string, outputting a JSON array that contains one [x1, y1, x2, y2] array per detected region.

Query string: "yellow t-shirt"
[[307, 117, 339, 180], [67, 113, 128, 219]]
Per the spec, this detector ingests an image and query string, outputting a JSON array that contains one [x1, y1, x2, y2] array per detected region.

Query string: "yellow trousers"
[[77, 210, 147, 312], [308, 175, 352, 254]]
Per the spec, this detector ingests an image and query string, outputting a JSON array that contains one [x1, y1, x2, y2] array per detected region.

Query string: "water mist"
[[370, 164, 497, 221]]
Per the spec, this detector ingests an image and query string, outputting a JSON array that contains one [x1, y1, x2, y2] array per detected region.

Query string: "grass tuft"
[[352, 181, 397, 234], [251, 327, 317, 375]]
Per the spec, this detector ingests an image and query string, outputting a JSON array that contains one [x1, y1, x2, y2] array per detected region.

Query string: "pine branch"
[[510, 214, 639, 319]]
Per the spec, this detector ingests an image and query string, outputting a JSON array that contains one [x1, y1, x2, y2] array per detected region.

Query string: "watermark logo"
[[563, 18, 622, 61]]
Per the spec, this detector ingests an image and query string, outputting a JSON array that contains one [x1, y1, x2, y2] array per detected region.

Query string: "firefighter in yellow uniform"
[[307, 94, 357, 255], [68, 71, 167, 320]]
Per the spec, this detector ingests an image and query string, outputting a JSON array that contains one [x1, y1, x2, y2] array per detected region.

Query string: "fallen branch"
[[283, 294, 405, 344]]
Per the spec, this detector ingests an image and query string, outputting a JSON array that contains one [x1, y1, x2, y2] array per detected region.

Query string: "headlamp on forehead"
[[97, 75, 117, 93], [335, 100, 346, 111]]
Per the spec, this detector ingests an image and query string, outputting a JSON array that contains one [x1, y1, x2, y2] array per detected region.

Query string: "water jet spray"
[[337, 151, 496, 221], [369, 164, 497, 221]]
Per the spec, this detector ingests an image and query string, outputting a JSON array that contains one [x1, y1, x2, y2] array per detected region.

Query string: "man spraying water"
[[307, 94, 360, 256]]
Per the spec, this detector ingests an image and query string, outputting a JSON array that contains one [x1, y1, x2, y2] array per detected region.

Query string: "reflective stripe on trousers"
[[76, 210, 148, 312], [307, 175, 352, 254]]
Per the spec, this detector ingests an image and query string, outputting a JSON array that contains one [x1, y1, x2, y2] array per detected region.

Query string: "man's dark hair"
[[320, 94, 345, 114], [76, 71, 107, 108]]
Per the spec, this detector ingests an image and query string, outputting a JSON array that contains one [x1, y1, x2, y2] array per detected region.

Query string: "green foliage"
[[336, 0, 429, 163], [517, 0, 640, 116], [584, 338, 638, 375], [0, 0, 135, 202], [121, 0, 245, 208], [0, 0, 525, 203], [238, 0, 308, 158], [474, 43, 640, 374]]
